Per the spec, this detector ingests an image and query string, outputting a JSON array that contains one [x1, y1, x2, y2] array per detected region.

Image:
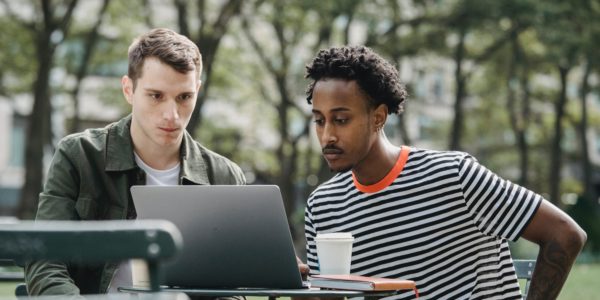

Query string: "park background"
[[0, 0, 599, 298]]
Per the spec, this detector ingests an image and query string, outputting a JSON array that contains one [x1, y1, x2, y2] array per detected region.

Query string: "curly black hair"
[[305, 45, 407, 115]]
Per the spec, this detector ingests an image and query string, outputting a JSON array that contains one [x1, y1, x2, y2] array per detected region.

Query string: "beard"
[[329, 165, 352, 174]]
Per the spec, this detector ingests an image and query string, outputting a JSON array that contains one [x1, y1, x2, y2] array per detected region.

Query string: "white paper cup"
[[315, 232, 354, 275]]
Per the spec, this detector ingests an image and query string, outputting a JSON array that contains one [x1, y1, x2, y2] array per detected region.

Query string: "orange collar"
[[352, 146, 410, 194]]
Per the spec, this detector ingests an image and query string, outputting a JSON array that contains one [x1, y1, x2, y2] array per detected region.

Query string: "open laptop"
[[131, 185, 305, 289]]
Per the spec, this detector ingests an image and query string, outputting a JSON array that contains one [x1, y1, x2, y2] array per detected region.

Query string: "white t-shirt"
[[133, 152, 181, 186], [107, 152, 181, 292]]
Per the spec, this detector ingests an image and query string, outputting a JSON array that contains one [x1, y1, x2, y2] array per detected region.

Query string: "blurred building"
[[0, 76, 124, 215], [0, 98, 26, 214]]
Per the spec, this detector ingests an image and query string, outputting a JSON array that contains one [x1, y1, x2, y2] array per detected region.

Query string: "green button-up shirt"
[[25, 115, 246, 295]]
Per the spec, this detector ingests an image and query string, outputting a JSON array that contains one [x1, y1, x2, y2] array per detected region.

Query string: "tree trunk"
[[392, 57, 411, 145], [183, 0, 242, 135], [549, 66, 570, 205], [506, 33, 530, 187], [517, 72, 531, 187], [275, 74, 294, 220], [71, 0, 110, 133], [449, 28, 467, 151], [15, 0, 79, 219], [17, 33, 54, 219], [185, 40, 225, 135], [396, 114, 412, 145], [578, 59, 594, 204]]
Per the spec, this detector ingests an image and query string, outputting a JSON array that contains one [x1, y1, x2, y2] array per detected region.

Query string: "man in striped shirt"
[[298, 46, 586, 300]]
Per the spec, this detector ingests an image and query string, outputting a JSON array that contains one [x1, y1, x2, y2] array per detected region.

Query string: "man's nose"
[[162, 100, 179, 121], [321, 123, 337, 145]]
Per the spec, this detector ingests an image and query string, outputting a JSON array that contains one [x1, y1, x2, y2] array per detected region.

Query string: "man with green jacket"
[[25, 28, 245, 295]]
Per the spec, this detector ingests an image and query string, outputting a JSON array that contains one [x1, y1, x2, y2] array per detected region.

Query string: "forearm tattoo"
[[526, 239, 576, 299]]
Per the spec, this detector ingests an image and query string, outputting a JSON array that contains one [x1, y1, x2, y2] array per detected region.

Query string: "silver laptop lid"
[[131, 185, 304, 289]]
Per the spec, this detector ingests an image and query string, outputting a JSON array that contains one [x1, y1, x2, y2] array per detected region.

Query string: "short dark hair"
[[305, 45, 407, 114], [127, 28, 202, 90]]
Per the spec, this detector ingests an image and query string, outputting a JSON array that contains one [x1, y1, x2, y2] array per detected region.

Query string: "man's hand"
[[296, 256, 310, 280], [522, 200, 587, 299], [294, 257, 335, 300]]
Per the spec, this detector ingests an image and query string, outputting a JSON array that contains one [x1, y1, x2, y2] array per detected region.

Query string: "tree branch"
[[458, 24, 527, 80], [472, 25, 525, 66], [198, 0, 206, 36], [173, 0, 189, 37], [241, 15, 277, 76], [212, 0, 242, 38], [292, 114, 312, 144], [57, 0, 80, 33], [258, 82, 278, 107], [272, 14, 289, 78], [41, 0, 53, 30], [75, 0, 110, 81], [141, 0, 155, 28], [289, 98, 307, 115]]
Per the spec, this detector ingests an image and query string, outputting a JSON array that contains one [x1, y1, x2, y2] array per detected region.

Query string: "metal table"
[[120, 286, 402, 300]]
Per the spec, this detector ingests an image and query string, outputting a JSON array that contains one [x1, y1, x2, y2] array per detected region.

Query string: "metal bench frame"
[[0, 220, 182, 294], [514, 259, 536, 298]]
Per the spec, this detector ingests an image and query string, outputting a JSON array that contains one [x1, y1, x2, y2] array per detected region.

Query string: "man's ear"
[[122, 76, 134, 105], [373, 104, 388, 131]]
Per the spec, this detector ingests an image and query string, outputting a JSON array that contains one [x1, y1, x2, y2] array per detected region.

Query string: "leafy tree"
[[239, 0, 322, 227], [233, 0, 361, 239], [0, 14, 36, 96], [477, 0, 541, 187], [536, 0, 584, 204], [573, 0, 600, 206], [64, 0, 111, 133], [1, 0, 80, 219], [173, 0, 243, 135], [442, 0, 530, 151]]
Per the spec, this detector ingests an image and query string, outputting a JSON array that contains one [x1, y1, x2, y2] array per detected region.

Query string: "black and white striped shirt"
[[305, 147, 541, 299]]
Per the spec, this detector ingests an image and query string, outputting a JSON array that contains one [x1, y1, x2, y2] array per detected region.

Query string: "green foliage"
[[567, 196, 600, 253], [536, 0, 585, 67], [59, 33, 128, 78], [0, 18, 35, 93], [95, 79, 130, 113], [196, 120, 243, 163], [1, 0, 599, 253]]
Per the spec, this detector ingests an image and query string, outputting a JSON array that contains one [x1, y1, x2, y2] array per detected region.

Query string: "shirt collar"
[[179, 130, 210, 185], [105, 115, 137, 172], [104, 115, 210, 185]]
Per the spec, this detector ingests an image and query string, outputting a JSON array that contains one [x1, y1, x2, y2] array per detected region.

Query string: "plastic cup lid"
[[315, 232, 354, 241]]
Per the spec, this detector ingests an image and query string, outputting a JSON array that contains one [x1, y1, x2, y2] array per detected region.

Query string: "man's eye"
[[149, 93, 161, 100], [335, 118, 348, 124], [314, 119, 324, 126], [178, 94, 193, 101]]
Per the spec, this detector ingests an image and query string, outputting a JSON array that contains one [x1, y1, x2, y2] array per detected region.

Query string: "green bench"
[[0, 259, 24, 282], [514, 259, 536, 298], [0, 220, 183, 294]]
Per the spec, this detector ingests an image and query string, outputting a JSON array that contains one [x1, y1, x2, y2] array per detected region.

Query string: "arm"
[[25, 142, 81, 295], [521, 199, 587, 299], [25, 261, 80, 295], [456, 156, 586, 299]]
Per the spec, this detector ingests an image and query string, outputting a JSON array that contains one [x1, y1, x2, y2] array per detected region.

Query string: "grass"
[[558, 263, 600, 299], [1, 264, 599, 299], [0, 282, 18, 298]]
